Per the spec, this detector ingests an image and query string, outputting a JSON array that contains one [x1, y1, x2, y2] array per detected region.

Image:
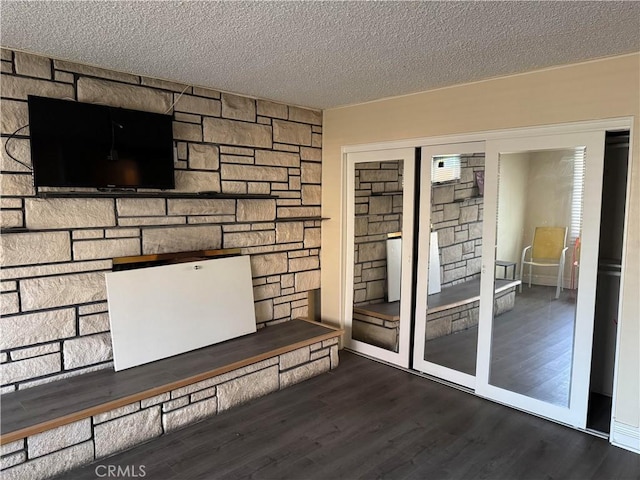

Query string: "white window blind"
[[431, 155, 461, 183], [570, 148, 586, 245]]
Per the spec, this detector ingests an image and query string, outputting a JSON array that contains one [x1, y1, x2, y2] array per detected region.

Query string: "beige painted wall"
[[496, 152, 529, 269], [322, 53, 639, 428], [523, 150, 575, 285], [498, 149, 577, 286], [525, 150, 574, 242]]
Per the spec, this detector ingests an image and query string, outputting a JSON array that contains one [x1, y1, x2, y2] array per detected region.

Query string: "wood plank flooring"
[[425, 285, 574, 406], [490, 286, 575, 406], [60, 351, 639, 480]]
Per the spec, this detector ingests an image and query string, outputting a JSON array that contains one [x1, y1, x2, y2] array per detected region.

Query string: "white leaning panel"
[[386, 237, 402, 302], [428, 231, 441, 295], [106, 255, 257, 371]]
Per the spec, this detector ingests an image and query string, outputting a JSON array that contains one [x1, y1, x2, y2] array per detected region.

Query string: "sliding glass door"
[[477, 132, 605, 428]]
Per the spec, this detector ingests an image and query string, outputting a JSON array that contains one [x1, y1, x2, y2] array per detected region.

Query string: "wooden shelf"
[[112, 248, 241, 271], [1, 218, 331, 235], [35, 191, 277, 200]]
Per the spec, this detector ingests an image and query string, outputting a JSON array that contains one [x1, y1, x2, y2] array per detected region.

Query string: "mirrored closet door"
[[342, 121, 627, 434], [413, 142, 486, 388], [343, 148, 416, 367], [477, 132, 606, 428]]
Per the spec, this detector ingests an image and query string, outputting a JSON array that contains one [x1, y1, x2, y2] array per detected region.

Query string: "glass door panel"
[[477, 132, 605, 428], [344, 148, 415, 367], [413, 142, 485, 388], [491, 148, 584, 406]]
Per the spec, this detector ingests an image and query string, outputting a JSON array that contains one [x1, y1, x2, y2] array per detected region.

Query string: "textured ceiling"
[[1, 1, 639, 109]]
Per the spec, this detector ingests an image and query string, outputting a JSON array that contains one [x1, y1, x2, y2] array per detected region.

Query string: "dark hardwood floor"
[[59, 351, 639, 480], [425, 285, 575, 406], [425, 321, 478, 376]]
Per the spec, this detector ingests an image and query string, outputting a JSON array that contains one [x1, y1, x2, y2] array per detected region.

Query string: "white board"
[[106, 255, 257, 371], [386, 237, 402, 302], [428, 231, 442, 295]]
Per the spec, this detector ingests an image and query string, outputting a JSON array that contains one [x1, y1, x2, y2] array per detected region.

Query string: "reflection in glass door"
[[344, 148, 415, 367], [491, 148, 584, 406], [477, 132, 605, 428], [413, 142, 486, 388]]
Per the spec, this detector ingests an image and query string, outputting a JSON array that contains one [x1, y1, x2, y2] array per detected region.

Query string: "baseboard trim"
[[611, 420, 640, 454]]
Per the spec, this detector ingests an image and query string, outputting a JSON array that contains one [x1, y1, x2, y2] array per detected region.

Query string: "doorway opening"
[[586, 130, 630, 434]]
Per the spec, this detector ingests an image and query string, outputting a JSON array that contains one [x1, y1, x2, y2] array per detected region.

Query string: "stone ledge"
[[1, 319, 341, 444], [352, 279, 521, 349], [0, 319, 341, 479]]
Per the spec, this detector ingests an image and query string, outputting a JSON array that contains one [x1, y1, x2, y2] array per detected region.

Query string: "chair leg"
[[519, 262, 524, 293], [555, 265, 562, 299], [528, 263, 532, 289]]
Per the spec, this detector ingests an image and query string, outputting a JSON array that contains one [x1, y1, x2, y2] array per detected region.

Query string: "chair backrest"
[[531, 227, 567, 260]]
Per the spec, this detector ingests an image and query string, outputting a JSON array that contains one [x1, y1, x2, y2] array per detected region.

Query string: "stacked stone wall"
[[0, 49, 323, 391], [0, 339, 339, 479], [425, 287, 515, 341], [352, 160, 403, 307], [431, 154, 484, 288]]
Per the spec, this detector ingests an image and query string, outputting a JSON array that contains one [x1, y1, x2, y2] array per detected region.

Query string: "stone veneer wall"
[[353, 160, 403, 307], [0, 49, 323, 391], [425, 288, 515, 341], [431, 154, 484, 288], [351, 155, 482, 306], [0, 339, 339, 479]]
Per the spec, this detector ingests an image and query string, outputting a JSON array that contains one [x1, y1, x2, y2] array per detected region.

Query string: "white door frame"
[[343, 147, 416, 367], [413, 141, 485, 389], [476, 131, 606, 428]]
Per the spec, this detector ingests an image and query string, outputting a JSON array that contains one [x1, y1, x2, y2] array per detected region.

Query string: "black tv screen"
[[28, 96, 175, 189]]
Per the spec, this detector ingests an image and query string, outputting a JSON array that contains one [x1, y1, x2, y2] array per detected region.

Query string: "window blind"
[[431, 155, 461, 183], [570, 148, 586, 245]]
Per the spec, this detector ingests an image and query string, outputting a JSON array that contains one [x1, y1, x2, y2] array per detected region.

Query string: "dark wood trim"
[[353, 303, 400, 322], [112, 248, 241, 269], [36, 191, 277, 200], [274, 216, 330, 223]]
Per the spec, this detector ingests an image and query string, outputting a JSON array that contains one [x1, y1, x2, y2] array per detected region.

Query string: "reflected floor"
[[425, 285, 575, 406]]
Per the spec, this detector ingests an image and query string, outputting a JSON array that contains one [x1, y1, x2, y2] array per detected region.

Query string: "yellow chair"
[[519, 227, 568, 299]]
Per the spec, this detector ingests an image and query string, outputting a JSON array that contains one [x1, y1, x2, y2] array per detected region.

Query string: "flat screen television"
[[28, 95, 175, 189]]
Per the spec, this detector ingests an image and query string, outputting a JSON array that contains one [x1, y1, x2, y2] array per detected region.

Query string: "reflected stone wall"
[[431, 154, 485, 288], [353, 161, 403, 307]]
